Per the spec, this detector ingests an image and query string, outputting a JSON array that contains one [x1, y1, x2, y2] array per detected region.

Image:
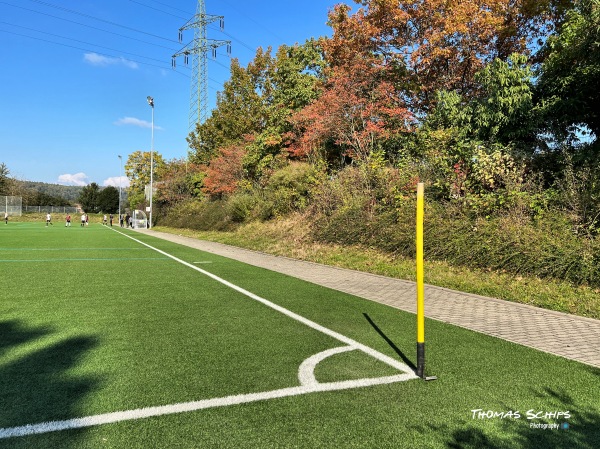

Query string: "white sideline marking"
[[109, 228, 415, 374], [0, 229, 418, 439]]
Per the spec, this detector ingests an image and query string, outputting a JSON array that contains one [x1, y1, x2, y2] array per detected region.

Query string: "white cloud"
[[114, 117, 164, 130], [58, 173, 88, 186], [103, 176, 130, 188], [114, 117, 152, 129], [83, 53, 138, 69]]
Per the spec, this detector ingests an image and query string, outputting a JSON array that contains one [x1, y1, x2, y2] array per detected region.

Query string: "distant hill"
[[18, 181, 83, 203]]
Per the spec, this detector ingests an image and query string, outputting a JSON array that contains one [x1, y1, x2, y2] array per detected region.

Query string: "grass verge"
[[154, 215, 600, 320]]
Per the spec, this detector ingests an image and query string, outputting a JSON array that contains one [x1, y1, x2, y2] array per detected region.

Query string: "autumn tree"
[[156, 158, 204, 205], [291, 55, 413, 163], [202, 144, 246, 198], [324, 0, 569, 114]]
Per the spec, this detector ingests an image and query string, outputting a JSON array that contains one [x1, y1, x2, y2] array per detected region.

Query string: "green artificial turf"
[[0, 223, 598, 448]]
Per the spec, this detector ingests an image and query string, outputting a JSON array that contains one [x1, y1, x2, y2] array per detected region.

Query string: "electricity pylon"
[[172, 0, 231, 131]]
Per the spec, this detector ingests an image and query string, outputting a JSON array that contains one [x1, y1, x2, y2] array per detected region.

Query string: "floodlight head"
[[147, 96, 154, 107]]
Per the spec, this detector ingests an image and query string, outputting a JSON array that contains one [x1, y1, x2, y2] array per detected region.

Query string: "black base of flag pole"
[[417, 342, 425, 378], [417, 342, 437, 381]]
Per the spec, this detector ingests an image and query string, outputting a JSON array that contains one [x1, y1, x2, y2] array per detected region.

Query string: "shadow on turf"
[[363, 313, 417, 372], [0, 320, 100, 448]]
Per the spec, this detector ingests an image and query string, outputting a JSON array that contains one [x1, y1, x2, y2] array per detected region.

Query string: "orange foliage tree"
[[291, 56, 414, 161], [201, 144, 246, 198], [324, 0, 568, 113]]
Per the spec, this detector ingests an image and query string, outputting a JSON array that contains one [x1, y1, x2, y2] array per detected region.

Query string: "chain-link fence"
[[1, 196, 22, 216], [22, 205, 79, 214]]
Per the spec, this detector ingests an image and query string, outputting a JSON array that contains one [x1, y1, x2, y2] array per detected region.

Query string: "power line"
[[138, 0, 193, 16], [207, 25, 255, 53], [127, 0, 188, 21], [0, 27, 189, 76], [218, 0, 288, 44], [0, 1, 179, 51], [20, 0, 180, 44], [0, 20, 176, 66]]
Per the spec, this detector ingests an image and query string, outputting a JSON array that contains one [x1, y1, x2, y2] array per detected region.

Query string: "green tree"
[[97, 186, 119, 213], [125, 151, 166, 210], [78, 183, 100, 213], [188, 56, 268, 164], [0, 163, 11, 195], [471, 54, 536, 147], [186, 40, 325, 190], [536, 0, 600, 144], [244, 40, 325, 180]]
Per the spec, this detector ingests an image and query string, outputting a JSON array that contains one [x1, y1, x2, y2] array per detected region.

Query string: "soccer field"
[[1, 223, 598, 448]]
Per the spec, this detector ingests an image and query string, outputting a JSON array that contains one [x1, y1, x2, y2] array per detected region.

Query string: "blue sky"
[[0, 0, 340, 187]]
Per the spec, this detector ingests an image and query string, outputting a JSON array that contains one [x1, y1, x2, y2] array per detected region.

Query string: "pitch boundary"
[[0, 228, 418, 439]]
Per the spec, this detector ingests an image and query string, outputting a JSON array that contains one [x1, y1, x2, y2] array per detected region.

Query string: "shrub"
[[226, 193, 257, 223], [264, 162, 323, 216], [311, 172, 600, 287], [162, 199, 233, 231]]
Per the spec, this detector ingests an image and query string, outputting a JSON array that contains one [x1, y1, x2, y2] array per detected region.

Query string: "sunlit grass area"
[[0, 223, 598, 448]]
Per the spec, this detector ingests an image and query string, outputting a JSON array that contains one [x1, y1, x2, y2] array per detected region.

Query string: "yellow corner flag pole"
[[416, 183, 436, 381], [416, 182, 425, 378]]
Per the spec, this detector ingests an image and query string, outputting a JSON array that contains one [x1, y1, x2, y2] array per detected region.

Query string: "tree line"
[[0, 165, 120, 214], [132, 0, 599, 286], [133, 0, 598, 222]]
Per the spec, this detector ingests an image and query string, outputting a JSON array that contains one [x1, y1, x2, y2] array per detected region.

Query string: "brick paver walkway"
[[138, 229, 600, 368]]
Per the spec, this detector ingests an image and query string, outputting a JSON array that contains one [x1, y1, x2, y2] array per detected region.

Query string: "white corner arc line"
[[298, 346, 357, 387], [108, 228, 417, 376]]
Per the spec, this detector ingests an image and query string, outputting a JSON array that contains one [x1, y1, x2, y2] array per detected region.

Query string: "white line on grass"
[[0, 257, 168, 263], [109, 228, 416, 374], [0, 371, 415, 439], [0, 229, 418, 439]]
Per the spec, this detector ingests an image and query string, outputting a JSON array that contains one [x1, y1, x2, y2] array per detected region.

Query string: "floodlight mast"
[[147, 96, 154, 229]]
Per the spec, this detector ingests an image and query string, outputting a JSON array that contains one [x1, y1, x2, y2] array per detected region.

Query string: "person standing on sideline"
[[81, 213, 86, 227], [65, 214, 71, 227], [109, 214, 113, 227], [46, 213, 53, 226], [4, 212, 8, 225], [103, 214, 107, 226]]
